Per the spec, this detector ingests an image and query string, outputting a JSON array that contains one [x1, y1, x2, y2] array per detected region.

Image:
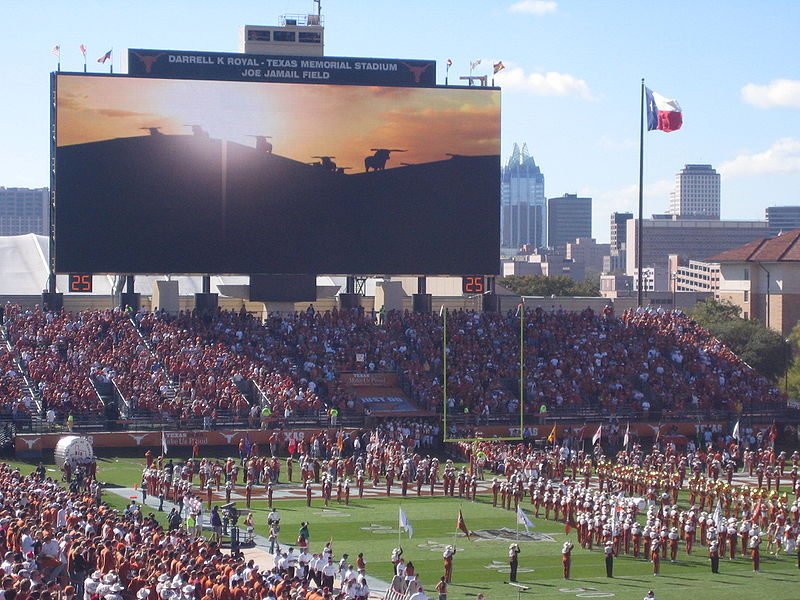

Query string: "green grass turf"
[[6, 457, 799, 600]]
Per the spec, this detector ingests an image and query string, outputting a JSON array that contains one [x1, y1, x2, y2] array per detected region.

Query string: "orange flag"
[[457, 509, 471, 540], [547, 425, 557, 444]]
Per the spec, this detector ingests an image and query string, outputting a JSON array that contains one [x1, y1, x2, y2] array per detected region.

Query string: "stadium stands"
[[0, 304, 787, 429]]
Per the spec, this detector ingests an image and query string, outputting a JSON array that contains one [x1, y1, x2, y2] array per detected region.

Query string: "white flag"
[[610, 491, 623, 535], [516, 504, 534, 533], [162, 430, 168, 456], [623, 422, 630, 448], [399, 507, 413, 539], [731, 420, 740, 442], [470, 59, 481, 71], [712, 497, 723, 530], [592, 425, 602, 445]]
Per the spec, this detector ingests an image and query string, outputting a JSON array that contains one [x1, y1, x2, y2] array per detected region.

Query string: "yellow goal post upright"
[[441, 301, 525, 443]]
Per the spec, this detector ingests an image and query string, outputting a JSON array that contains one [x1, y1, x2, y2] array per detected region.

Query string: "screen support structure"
[[48, 72, 57, 294], [442, 304, 524, 443]]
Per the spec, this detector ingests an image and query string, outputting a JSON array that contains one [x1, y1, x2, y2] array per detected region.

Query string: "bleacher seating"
[[0, 304, 786, 427]]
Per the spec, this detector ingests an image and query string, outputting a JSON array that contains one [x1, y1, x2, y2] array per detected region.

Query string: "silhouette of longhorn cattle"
[[364, 148, 406, 172], [247, 135, 273, 154], [312, 156, 337, 172]]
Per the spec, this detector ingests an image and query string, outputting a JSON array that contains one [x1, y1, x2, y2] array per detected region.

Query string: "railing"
[[110, 379, 130, 419], [2, 332, 43, 417], [251, 380, 268, 407], [5, 401, 798, 437]]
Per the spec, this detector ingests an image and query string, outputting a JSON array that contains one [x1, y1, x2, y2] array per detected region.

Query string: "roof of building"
[[707, 229, 800, 263]]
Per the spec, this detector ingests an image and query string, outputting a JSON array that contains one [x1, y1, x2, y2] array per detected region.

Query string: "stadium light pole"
[[442, 305, 448, 438]]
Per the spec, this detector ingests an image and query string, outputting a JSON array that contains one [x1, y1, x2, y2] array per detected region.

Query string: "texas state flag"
[[646, 87, 682, 132]]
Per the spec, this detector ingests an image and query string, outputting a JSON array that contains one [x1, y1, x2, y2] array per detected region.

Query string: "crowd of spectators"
[[0, 462, 370, 600], [0, 303, 785, 422], [0, 344, 29, 421], [2, 307, 175, 419]]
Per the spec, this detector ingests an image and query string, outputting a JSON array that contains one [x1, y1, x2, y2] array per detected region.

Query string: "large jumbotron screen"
[[54, 73, 500, 275]]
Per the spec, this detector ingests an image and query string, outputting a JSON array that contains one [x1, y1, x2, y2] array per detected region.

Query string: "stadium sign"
[[128, 49, 436, 86]]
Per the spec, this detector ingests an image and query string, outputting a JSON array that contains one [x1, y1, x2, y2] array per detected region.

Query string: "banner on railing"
[[16, 427, 362, 452]]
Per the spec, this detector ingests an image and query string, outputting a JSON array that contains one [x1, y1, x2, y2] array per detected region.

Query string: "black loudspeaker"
[[41, 292, 64, 312], [120, 292, 141, 311], [412, 293, 432, 314], [195, 293, 219, 314], [338, 293, 361, 310], [482, 292, 499, 313]]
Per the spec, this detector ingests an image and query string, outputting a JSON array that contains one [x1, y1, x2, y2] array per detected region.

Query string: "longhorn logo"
[[400, 62, 431, 84], [221, 433, 238, 444], [131, 51, 166, 74], [129, 434, 148, 446], [22, 437, 40, 449]]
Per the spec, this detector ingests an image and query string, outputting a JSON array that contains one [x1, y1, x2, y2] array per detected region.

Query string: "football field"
[[10, 456, 799, 600]]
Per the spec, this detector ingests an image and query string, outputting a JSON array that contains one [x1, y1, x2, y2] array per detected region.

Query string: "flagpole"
[[637, 78, 645, 306], [110, 49, 114, 74], [398, 506, 402, 550]]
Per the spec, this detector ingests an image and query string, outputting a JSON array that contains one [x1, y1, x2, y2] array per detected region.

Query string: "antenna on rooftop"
[[314, 0, 321, 17]]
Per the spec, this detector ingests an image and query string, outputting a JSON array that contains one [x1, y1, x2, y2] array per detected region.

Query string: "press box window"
[[273, 31, 296, 42], [299, 31, 321, 43], [248, 30, 271, 41]]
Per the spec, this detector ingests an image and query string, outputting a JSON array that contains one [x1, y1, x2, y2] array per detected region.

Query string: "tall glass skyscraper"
[[501, 143, 546, 250]]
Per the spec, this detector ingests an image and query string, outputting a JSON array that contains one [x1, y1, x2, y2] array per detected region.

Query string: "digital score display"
[[69, 273, 93, 293], [54, 74, 500, 276], [462, 276, 485, 294]]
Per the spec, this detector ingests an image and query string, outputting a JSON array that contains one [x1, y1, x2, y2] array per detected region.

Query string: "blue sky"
[[1, 0, 798, 242]]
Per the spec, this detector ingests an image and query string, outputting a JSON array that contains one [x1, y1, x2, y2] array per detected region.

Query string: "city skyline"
[[1, 1, 799, 244]]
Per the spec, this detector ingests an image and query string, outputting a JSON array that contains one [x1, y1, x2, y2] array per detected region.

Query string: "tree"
[[499, 274, 600, 297], [690, 299, 792, 382], [688, 298, 741, 326], [737, 327, 792, 382], [785, 320, 800, 399], [786, 360, 800, 399]]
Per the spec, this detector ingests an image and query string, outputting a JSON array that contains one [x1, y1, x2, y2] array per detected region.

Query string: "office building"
[[502, 252, 585, 280], [669, 255, 721, 293], [610, 212, 633, 252], [501, 143, 546, 250], [547, 194, 591, 250], [766, 206, 800, 237], [625, 216, 768, 291], [668, 164, 720, 218], [0, 187, 49, 236], [605, 211, 633, 273], [566, 238, 609, 274]]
